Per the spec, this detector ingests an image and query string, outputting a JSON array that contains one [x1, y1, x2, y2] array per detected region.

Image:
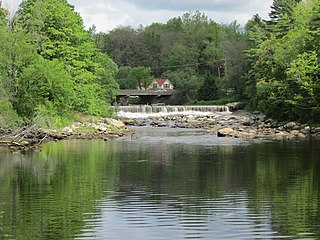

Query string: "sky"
[[2, 0, 273, 32]]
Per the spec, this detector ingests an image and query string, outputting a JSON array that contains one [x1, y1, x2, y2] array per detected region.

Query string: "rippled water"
[[0, 127, 319, 240]]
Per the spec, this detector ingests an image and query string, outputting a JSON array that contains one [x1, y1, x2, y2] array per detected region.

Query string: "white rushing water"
[[116, 105, 231, 119]]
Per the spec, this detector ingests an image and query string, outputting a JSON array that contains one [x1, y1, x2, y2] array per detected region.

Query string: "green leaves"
[[115, 66, 153, 90], [17, 57, 74, 117], [9, 0, 118, 119], [244, 0, 320, 122]]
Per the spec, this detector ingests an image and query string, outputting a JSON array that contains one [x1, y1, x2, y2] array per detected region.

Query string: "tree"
[[95, 11, 248, 104], [198, 76, 219, 101], [244, 0, 320, 122], [285, 51, 320, 121], [269, 0, 302, 24], [115, 66, 136, 89], [0, 27, 37, 106], [16, 0, 118, 115], [308, 0, 320, 55], [132, 66, 153, 90], [164, 68, 201, 103], [0, 80, 21, 128], [268, 0, 302, 37], [0, 1, 7, 27], [16, 57, 74, 117]]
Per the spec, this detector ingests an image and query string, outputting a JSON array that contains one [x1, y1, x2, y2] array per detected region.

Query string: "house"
[[147, 79, 174, 91]]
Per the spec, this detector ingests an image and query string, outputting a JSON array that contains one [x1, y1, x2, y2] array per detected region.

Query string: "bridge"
[[116, 89, 176, 104]]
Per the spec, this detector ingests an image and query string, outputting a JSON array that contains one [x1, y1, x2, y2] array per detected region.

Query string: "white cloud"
[[2, 0, 273, 32]]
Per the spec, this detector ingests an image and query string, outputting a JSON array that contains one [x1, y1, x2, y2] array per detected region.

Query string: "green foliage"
[[269, 0, 302, 25], [115, 66, 153, 90], [17, 57, 74, 117], [0, 3, 7, 27], [97, 11, 247, 103], [16, 0, 118, 116], [0, 27, 37, 100], [164, 68, 201, 103], [0, 0, 119, 129], [32, 103, 74, 129], [198, 76, 219, 101], [244, 0, 320, 122], [0, 81, 21, 128]]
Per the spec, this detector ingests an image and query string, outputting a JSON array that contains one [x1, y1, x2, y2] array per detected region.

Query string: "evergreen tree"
[[198, 76, 219, 101], [268, 0, 302, 37], [269, 0, 301, 24]]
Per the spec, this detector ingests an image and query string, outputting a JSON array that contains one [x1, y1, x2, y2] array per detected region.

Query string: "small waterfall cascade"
[[116, 105, 231, 118]]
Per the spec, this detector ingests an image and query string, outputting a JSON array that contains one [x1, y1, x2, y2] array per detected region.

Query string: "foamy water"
[[116, 105, 231, 119]]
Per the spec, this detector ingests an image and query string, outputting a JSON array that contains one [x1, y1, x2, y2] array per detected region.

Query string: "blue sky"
[[2, 0, 273, 32]]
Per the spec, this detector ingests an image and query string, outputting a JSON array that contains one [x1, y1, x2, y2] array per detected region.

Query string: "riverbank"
[[0, 117, 131, 152], [122, 110, 320, 140]]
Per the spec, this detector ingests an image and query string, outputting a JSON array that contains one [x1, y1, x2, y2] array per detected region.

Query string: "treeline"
[[95, 11, 247, 103], [0, 0, 118, 129], [95, 1, 320, 122], [245, 0, 320, 122]]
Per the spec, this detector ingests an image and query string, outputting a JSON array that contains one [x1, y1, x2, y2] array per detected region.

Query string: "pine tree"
[[269, 0, 301, 24], [268, 0, 302, 37]]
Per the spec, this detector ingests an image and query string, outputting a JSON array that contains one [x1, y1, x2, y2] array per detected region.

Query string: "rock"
[[238, 131, 254, 138], [97, 125, 108, 132], [104, 118, 126, 128], [284, 122, 299, 130], [62, 127, 73, 134], [226, 102, 246, 111], [290, 130, 305, 138], [123, 119, 136, 125], [300, 126, 310, 135], [217, 127, 234, 137], [20, 140, 30, 146], [243, 121, 253, 126], [312, 127, 320, 134]]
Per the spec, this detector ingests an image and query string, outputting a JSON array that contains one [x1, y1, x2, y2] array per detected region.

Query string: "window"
[[153, 83, 158, 88], [163, 83, 171, 89]]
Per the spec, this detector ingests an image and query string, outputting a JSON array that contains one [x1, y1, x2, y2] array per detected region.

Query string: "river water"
[[0, 127, 319, 240]]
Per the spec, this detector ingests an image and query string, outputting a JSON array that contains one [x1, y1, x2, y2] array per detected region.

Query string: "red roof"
[[155, 79, 168, 87]]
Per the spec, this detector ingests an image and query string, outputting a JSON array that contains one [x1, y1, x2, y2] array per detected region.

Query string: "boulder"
[[123, 119, 136, 125], [97, 125, 108, 132], [312, 127, 320, 134], [226, 102, 246, 111], [283, 122, 299, 130], [217, 127, 234, 137], [104, 118, 126, 128], [290, 130, 305, 138], [62, 127, 73, 134], [20, 140, 30, 146]]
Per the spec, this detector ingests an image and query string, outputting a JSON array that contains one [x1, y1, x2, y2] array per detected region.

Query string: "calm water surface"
[[0, 127, 319, 240]]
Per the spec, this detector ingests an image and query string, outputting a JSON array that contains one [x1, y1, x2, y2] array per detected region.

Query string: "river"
[[0, 126, 319, 239]]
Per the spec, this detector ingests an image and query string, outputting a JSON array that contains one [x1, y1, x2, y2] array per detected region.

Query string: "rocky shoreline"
[[122, 110, 320, 140], [0, 118, 130, 152], [1, 110, 319, 152]]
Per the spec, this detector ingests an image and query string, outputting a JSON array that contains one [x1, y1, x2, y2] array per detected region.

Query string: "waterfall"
[[116, 105, 231, 118]]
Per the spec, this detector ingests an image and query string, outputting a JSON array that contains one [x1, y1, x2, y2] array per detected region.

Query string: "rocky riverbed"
[[122, 110, 320, 140], [0, 118, 130, 151]]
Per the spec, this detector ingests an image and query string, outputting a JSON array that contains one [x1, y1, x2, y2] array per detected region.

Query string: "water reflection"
[[0, 129, 319, 239]]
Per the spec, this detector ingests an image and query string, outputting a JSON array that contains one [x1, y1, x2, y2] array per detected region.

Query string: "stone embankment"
[[0, 118, 130, 151], [122, 111, 320, 140]]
